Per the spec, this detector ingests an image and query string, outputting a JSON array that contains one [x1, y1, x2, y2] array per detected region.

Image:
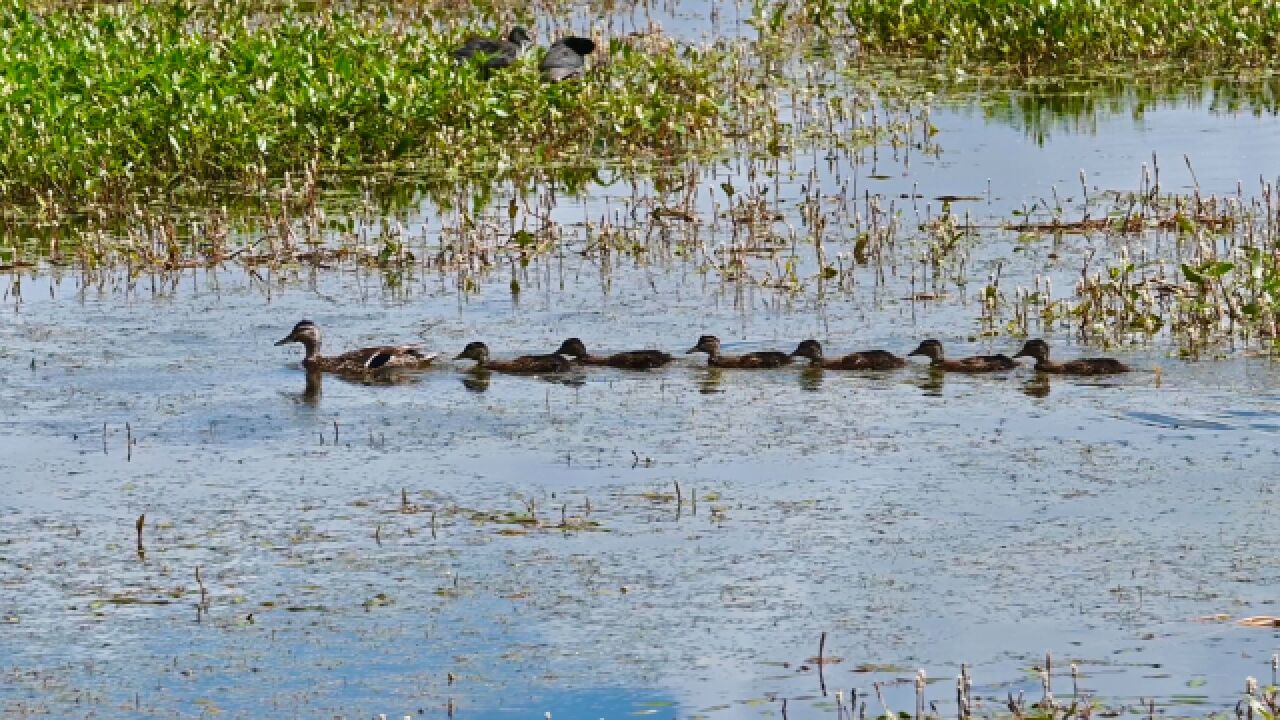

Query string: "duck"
[[790, 339, 905, 371], [275, 320, 438, 373], [554, 338, 673, 370], [453, 26, 532, 70], [686, 335, 791, 369], [907, 339, 1017, 372], [540, 36, 596, 81], [454, 341, 571, 374], [1013, 338, 1129, 375]]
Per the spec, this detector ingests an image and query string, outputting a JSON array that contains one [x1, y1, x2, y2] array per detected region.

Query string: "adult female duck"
[[275, 320, 437, 373]]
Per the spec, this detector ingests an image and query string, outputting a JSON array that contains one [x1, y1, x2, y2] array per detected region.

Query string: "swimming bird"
[[453, 27, 532, 71], [686, 335, 791, 369], [1013, 339, 1130, 375], [454, 341, 571, 374], [907, 339, 1016, 372], [554, 338, 673, 370], [275, 320, 437, 373], [790, 339, 905, 370], [540, 36, 596, 81]]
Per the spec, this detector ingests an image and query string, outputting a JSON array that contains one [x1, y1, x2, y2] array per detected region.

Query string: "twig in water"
[[135, 514, 145, 558]]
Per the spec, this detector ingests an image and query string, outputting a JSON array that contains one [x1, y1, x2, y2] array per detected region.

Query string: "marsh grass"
[[0, 0, 724, 204], [838, 0, 1280, 69]]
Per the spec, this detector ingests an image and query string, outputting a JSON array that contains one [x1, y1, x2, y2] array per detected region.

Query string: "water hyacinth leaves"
[[0, 4, 724, 204]]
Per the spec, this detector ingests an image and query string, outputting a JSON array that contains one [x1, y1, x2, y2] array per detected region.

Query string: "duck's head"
[[1014, 338, 1050, 361], [686, 335, 721, 355], [508, 26, 532, 48], [790, 339, 824, 362], [455, 341, 490, 363], [908, 339, 944, 360], [276, 320, 320, 348], [554, 337, 588, 359]]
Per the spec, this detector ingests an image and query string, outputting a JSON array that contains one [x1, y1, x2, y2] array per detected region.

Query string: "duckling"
[[554, 338, 673, 370], [790, 339, 905, 371], [686, 335, 791, 369], [540, 36, 596, 81], [1014, 338, 1129, 375], [907, 338, 1017, 373], [454, 341, 571, 374], [453, 26, 532, 70], [275, 320, 437, 373]]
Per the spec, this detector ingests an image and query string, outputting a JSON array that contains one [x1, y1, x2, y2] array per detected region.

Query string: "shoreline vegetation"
[[835, 0, 1280, 69], [0, 0, 725, 204]]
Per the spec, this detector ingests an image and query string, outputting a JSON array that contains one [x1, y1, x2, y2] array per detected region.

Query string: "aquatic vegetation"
[[837, 0, 1280, 68], [0, 0, 725, 204]]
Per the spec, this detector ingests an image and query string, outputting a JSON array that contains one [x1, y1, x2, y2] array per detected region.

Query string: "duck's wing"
[[843, 350, 904, 369], [951, 354, 1015, 371], [740, 351, 792, 368], [511, 353, 572, 373], [454, 37, 503, 60], [607, 350, 673, 369], [1064, 358, 1130, 374], [540, 39, 592, 81], [329, 345, 437, 371]]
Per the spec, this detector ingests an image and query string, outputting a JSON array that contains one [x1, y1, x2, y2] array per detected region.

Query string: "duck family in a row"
[[275, 321, 1131, 377]]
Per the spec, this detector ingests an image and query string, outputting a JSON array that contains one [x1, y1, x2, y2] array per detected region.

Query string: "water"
[[3, 19, 1280, 720]]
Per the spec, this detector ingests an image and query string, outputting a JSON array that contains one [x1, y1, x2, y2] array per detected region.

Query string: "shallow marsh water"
[[4, 19, 1280, 720]]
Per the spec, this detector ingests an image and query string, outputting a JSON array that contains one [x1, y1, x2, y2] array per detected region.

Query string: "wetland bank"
[[3, 0, 1280, 718]]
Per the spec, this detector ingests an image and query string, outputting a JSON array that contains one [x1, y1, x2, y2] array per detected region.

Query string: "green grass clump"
[[0, 1, 725, 204], [842, 0, 1280, 68]]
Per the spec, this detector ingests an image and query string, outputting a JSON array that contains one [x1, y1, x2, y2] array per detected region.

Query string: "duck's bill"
[[274, 336, 293, 346], [453, 352, 467, 360], [685, 347, 699, 354]]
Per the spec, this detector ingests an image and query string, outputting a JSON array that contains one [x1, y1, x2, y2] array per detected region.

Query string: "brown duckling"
[[907, 339, 1017, 373], [1014, 339, 1129, 375], [554, 338, 673, 370], [686, 335, 791, 369], [275, 320, 437, 374], [454, 341, 571, 374], [790, 339, 905, 371]]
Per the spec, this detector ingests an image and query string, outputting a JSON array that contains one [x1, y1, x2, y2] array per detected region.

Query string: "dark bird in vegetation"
[[275, 320, 437, 373], [453, 27, 532, 71], [790, 339, 905, 371], [907, 338, 1016, 373], [1013, 338, 1130, 375], [540, 36, 596, 81], [554, 338, 673, 370], [686, 335, 791, 369], [454, 341, 571, 374]]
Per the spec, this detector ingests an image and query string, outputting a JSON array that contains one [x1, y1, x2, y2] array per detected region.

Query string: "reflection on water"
[[1022, 375, 1051, 398], [916, 367, 946, 396], [798, 366, 825, 391], [696, 367, 725, 394], [461, 369, 492, 393]]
